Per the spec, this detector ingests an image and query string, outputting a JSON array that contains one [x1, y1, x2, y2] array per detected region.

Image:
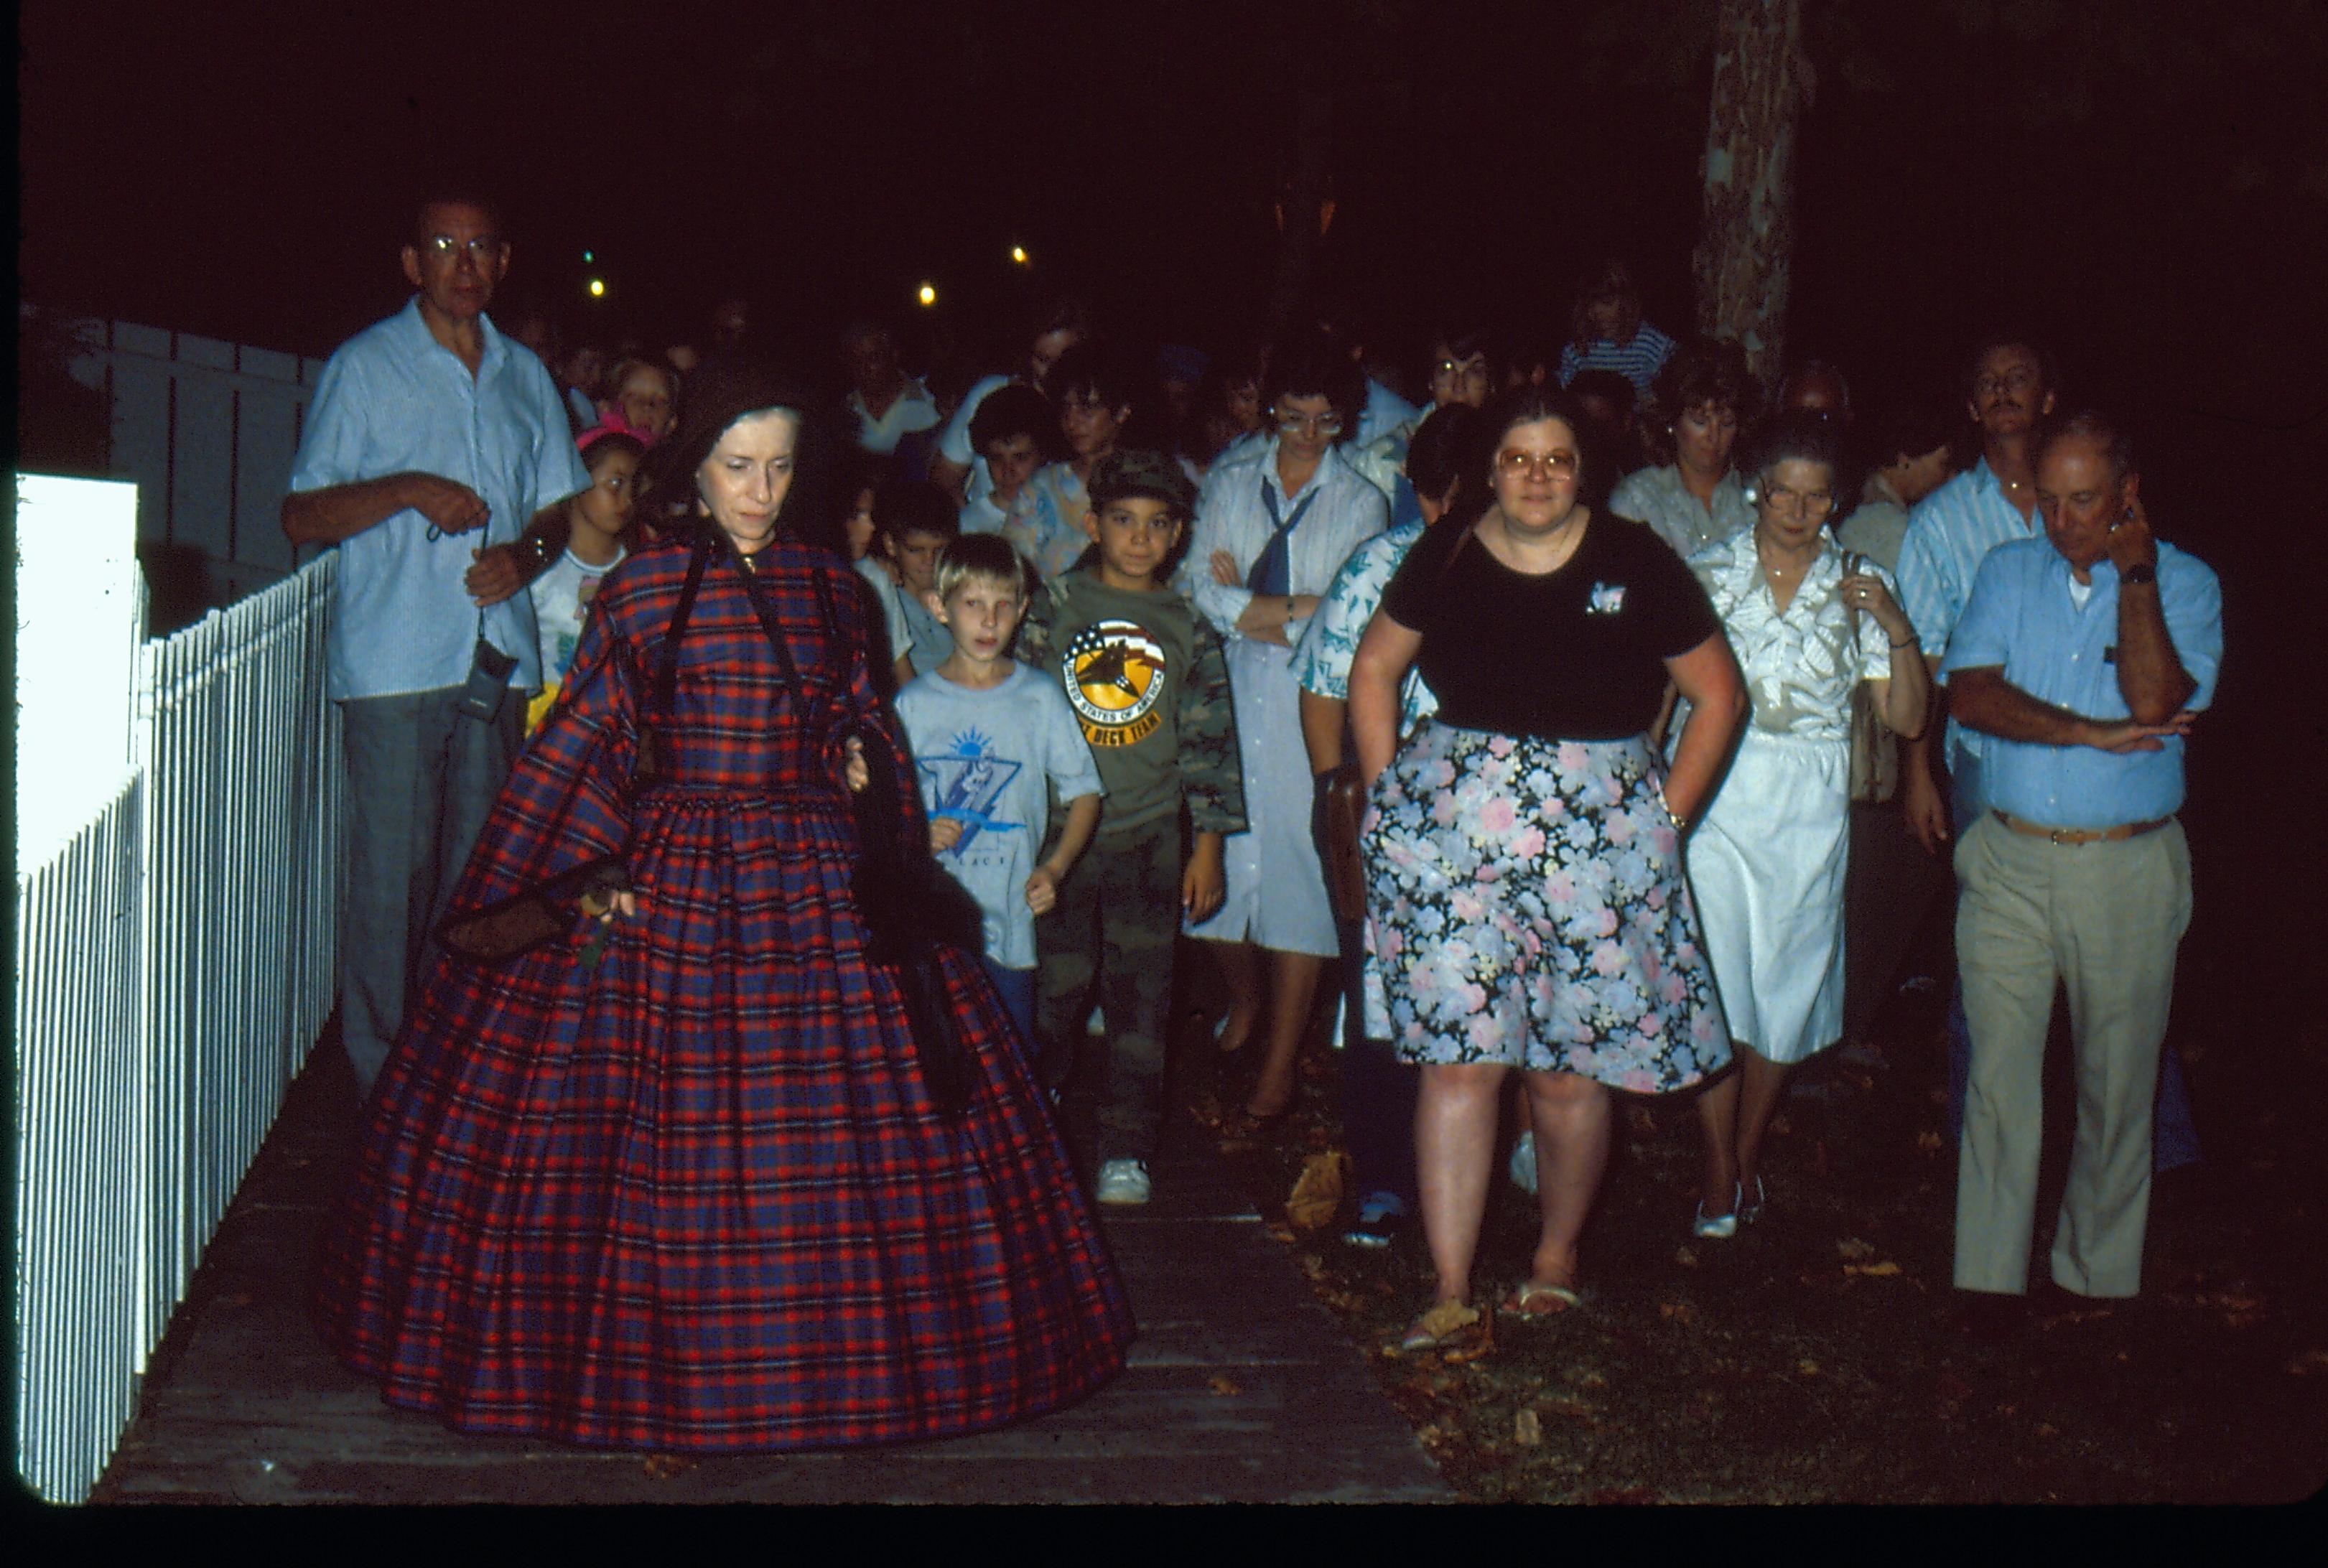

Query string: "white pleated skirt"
[[1685, 728, 1850, 1065]]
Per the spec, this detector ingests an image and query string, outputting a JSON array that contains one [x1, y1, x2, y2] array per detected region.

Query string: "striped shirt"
[[1557, 322, 1678, 399], [1896, 457, 2047, 767]]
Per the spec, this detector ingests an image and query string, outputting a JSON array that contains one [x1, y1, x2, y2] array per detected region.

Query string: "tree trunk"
[[1692, 0, 1812, 388]]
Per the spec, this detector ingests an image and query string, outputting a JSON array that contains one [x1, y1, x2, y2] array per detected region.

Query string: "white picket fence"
[[40, 308, 327, 606], [12, 554, 343, 1504]]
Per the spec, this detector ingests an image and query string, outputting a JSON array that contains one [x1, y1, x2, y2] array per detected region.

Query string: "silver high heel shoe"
[[1691, 1182, 1742, 1240]]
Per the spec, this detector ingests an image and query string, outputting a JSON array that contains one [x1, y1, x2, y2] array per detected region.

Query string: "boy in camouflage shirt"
[[1018, 449, 1245, 1205]]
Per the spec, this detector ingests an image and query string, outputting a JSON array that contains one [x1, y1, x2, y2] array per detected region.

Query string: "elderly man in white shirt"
[[1178, 340, 1389, 1130]]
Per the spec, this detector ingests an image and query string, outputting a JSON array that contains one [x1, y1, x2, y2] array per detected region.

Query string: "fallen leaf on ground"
[[1265, 1225, 1297, 1243], [1626, 1106, 1657, 1134], [643, 1455, 695, 1480], [1917, 1131, 1945, 1154], [1844, 1261, 1903, 1278], [1769, 1116, 1793, 1137], [1659, 1301, 1695, 1324], [1837, 1236, 1876, 1261], [1206, 1373, 1242, 1397], [1675, 1246, 1698, 1268], [1573, 1370, 1608, 1389], [1285, 1150, 1349, 1231], [1797, 1359, 1820, 1376], [1514, 1408, 1543, 1447], [1415, 1299, 1481, 1340]]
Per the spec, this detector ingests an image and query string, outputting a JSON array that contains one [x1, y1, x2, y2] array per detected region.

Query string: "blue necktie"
[[1247, 477, 1318, 597]]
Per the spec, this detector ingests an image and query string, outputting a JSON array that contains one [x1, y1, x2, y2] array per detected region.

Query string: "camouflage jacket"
[[1017, 569, 1246, 840]]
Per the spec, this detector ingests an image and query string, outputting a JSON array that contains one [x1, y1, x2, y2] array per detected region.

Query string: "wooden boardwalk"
[[94, 1043, 1449, 1505]]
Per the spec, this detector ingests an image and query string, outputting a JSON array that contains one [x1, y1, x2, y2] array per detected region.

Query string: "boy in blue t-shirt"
[[895, 533, 1104, 1044]]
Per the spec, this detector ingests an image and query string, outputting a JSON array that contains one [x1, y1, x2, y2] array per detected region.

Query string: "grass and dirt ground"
[[1160, 950, 2328, 1506]]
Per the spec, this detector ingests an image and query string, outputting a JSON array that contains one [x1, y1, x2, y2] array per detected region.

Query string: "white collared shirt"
[[1178, 439, 1389, 643]]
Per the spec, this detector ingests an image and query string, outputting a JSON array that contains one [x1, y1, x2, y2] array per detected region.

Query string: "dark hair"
[[2036, 409, 2136, 483], [1262, 332, 1366, 443], [873, 479, 960, 545], [1424, 323, 1499, 389], [1405, 403, 1484, 508], [1779, 358, 1853, 416], [1741, 409, 1845, 487], [1648, 337, 1762, 435], [1961, 333, 2059, 399], [1045, 342, 1140, 415], [1565, 368, 1637, 420], [577, 429, 646, 472], [1477, 383, 1611, 513], [1864, 402, 1957, 469], [643, 362, 831, 546], [409, 187, 503, 248], [1570, 257, 1644, 348], [968, 382, 1054, 454], [1030, 295, 1094, 345]]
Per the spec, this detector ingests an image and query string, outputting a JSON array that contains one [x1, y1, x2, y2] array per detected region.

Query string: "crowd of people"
[[292, 190, 2221, 1450]]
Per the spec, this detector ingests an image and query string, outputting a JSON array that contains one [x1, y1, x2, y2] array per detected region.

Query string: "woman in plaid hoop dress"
[[315, 369, 1132, 1452]]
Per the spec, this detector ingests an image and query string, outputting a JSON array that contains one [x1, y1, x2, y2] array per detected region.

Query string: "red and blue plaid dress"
[[315, 533, 1134, 1451]]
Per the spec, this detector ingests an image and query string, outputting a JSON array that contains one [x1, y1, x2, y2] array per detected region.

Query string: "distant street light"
[[917, 282, 937, 307], [588, 279, 606, 298], [1010, 246, 1029, 266], [583, 250, 595, 263]]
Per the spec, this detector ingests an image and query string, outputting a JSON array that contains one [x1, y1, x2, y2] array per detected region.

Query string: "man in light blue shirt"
[[1942, 412, 2219, 1319], [283, 193, 590, 1097]]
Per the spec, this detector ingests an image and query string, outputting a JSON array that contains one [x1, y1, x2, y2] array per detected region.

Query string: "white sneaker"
[[1096, 1159, 1152, 1205]]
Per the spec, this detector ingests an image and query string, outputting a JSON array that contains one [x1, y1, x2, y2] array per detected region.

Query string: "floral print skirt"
[[1363, 723, 1730, 1091]]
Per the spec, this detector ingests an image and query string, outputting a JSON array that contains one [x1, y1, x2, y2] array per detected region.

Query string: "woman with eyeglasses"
[[1350, 385, 1744, 1343], [1182, 334, 1391, 1132], [1675, 410, 1930, 1238]]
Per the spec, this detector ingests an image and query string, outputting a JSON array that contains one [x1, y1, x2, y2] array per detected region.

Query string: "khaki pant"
[[1952, 813, 2192, 1297]]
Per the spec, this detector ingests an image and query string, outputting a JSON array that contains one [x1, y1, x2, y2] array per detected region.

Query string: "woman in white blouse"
[[1678, 411, 1930, 1237]]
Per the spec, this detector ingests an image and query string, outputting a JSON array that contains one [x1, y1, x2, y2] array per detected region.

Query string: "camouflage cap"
[[1086, 447, 1196, 517]]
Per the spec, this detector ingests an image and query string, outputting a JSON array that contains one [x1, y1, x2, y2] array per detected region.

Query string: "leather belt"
[[1992, 809, 2171, 846]]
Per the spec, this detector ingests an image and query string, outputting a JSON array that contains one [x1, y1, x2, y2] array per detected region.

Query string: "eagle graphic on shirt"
[[1061, 620, 1167, 747]]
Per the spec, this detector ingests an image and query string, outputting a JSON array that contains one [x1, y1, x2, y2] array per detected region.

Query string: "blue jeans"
[[979, 957, 1037, 1053], [1943, 742, 2199, 1171]]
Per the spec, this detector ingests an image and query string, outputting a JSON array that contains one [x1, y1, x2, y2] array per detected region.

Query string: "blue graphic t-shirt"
[[895, 661, 1104, 969]]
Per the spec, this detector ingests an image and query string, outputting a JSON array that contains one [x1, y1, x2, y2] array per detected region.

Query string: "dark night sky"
[[14, 2, 2327, 1047], [19, 0, 2324, 428]]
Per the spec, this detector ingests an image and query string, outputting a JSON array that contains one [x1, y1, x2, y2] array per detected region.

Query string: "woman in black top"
[[1349, 384, 1746, 1343]]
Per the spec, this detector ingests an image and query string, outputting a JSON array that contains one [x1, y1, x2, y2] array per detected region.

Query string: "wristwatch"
[[2121, 561, 2156, 587]]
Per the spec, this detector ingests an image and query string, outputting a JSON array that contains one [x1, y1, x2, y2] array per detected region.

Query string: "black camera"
[[457, 636, 519, 723]]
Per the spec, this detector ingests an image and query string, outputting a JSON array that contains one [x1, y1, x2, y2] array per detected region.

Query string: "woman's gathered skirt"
[[314, 536, 1133, 1452], [1362, 722, 1730, 1091]]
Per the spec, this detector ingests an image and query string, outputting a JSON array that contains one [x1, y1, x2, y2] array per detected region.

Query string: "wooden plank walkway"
[[94, 1041, 1450, 1505]]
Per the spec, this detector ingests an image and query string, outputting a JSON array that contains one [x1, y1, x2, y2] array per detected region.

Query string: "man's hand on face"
[[409, 473, 490, 535], [2105, 491, 2159, 575]]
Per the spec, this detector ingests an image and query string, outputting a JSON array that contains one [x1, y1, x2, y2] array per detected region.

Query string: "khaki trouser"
[[1952, 812, 2193, 1298]]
